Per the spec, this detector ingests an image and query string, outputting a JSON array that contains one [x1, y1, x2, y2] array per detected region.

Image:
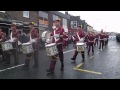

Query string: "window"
[[71, 21, 77, 29], [63, 18, 67, 28], [23, 11, 29, 18], [71, 21, 74, 28], [63, 18, 68, 32], [39, 11, 48, 25], [53, 14, 59, 20], [74, 21, 77, 27]]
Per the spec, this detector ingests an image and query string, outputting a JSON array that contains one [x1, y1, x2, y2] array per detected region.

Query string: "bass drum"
[[41, 31, 51, 42]]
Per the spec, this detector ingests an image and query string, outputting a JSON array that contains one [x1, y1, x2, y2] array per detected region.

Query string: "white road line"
[[96, 51, 99, 54], [0, 49, 75, 73], [0, 64, 25, 73], [63, 49, 75, 54]]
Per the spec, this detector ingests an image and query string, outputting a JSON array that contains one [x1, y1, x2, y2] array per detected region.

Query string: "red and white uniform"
[[50, 26, 64, 44], [74, 30, 86, 43], [29, 28, 39, 50]]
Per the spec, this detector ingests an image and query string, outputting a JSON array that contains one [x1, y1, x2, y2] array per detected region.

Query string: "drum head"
[[45, 43, 56, 47], [76, 42, 84, 45]]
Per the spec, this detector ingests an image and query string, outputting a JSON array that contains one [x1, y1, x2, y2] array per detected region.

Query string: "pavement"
[[0, 37, 120, 79]]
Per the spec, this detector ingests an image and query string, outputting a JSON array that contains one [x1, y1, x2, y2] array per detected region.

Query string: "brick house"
[[38, 11, 70, 37], [6, 11, 39, 34], [0, 11, 70, 38], [65, 11, 88, 35], [0, 11, 39, 36]]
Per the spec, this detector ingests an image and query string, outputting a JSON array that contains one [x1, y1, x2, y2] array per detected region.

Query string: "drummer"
[[23, 22, 39, 68], [0, 28, 6, 62], [87, 31, 95, 55], [94, 32, 99, 46], [63, 32, 69, 48], [46, 18, 65, 73], [71, 25, 86, 62], [5, 23, 19, 65], [106, 32, 109, 46], [104, 32, 109, 47], [98, 29, 104, 50]]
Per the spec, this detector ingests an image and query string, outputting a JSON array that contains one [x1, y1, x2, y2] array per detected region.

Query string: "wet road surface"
[[0, 38, 120, 79]]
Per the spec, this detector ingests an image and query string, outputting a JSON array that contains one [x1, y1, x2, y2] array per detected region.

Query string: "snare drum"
[[76, 42, 85, 52], [22, 42, 33, 54], [1, 42, 13, 51], [45, 43, 58, 57]]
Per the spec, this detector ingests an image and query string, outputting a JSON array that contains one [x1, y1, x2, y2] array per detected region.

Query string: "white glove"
[[52, 26, 56, 29]]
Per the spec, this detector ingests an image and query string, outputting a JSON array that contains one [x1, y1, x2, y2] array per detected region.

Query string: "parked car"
[[116, 33, 120, 42]]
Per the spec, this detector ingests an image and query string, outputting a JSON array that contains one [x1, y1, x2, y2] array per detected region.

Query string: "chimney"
[[65, 11, 68, 15], [83, 20, 85, 22]]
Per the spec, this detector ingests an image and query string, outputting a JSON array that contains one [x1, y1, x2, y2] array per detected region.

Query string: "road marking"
[[74, 63, 84, 70], [63, 49, 75, 54], [109, 49, 117, 52], [89, 56, 94, 59], [0, 64, 25, 73], [96, 51, 99, 54], [0, 49, 75, 73], [75, 68, 102, 75]]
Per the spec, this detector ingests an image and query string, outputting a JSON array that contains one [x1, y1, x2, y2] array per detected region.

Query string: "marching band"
[[0, 18, 110, 74], [71, 25, 86, 62]]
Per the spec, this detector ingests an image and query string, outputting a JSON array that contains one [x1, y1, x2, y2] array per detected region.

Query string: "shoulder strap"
[[77, 32, 80, 41]]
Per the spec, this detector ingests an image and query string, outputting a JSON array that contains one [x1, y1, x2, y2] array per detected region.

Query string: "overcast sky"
[[59, 11, 120, 33]]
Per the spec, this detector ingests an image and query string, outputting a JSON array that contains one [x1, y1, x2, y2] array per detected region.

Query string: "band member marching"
[[72, 33, 76, 48], [5, 23, 19, 65], [106, 32, 109, 46], [0, 28, 6, 62], [104, 32, 109, 47], [84, 32, 88, 48], [23, 22, 39, 68], [98, 29, 104, 50], [71, 25, 86, 62], [46, 18, 65, 73], [87, 31, 95, 55], [63, 32, 69, 48], [94, 32, 99, 46]]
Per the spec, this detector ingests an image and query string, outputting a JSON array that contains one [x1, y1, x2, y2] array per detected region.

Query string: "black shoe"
[[23, 65, 29, 67], [14, 63, 19, 66], [46, 69, 54, 73], [33, 65, 38, 68], [60, 64, 64, 71], [4, 62, 10, 66], [71, 58, 75, 61], [82, 58, 85, 62], [87, 53, 89, 56], [60, 67, 64, 71], [0, 60, 5, 62]]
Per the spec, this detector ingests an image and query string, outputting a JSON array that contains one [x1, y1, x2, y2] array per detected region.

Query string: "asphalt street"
[[0, 37, 120, 79]]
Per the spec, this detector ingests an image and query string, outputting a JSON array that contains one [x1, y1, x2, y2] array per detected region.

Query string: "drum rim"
[[45, 43, 56, 47], [22, 43, 32, 45], [76, 42, 85, 45]]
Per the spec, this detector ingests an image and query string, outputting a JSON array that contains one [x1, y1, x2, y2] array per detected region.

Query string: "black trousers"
[[0, 44, 5, 61], [49, 44, 64, 71]]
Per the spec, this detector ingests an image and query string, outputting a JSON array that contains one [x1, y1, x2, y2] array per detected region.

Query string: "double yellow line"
[[73, 63, 102, 75]]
